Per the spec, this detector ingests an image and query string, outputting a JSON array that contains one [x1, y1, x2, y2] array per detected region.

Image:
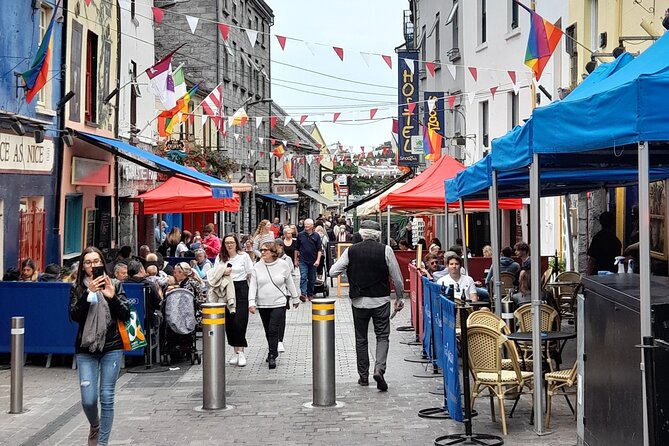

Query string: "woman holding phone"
[[69, 247, 130, 446], [216, 234, 253, 367]]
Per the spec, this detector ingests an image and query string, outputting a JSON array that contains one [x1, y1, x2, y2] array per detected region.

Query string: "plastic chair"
[[513, 303, 560, 368], [545, 361, 578, 428], [467, 325, 534, 435]]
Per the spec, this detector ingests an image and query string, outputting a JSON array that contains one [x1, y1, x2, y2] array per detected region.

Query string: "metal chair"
[[545, 361, 578, 428], [467, 325, 534, 435]]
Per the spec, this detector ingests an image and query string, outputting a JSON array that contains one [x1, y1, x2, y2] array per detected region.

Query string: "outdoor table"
[[506, 331, 576, 371], [468, 300, 491, 310], [545, 281, 581, 315]]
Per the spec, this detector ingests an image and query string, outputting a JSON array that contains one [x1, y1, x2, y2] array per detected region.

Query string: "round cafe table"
[[506, 331, 576, 371]]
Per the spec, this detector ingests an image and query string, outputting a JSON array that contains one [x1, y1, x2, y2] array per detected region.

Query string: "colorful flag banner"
[[21, 1, 60, 103], [517, 1, 563, 80], [145, 46, 183, 109]]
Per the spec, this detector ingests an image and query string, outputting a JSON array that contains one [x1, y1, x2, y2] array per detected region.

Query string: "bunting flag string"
[[276, 35, 287, 50]]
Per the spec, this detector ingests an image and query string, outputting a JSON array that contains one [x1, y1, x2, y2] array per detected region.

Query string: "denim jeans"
[[352, 302, 391, 377], [76, 349, 124, 446], [299, 262, 317, 297]]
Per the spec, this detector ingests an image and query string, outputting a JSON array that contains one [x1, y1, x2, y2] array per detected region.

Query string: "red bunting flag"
[[246, 135, 251, 142], [152, 7, 164, 25], [448, 95, 456, 109], [468, 67, 478, 81], [425, 61, 436, 77], [382, 55, 392, 69], [333, 112, 341, 123], [300, 115, 308, 125], [490, 86, 498, 99], [508, 70, 517, 84], [407, 102, 416, 115], [276, 35, 287, 50], [218, 24, 230, 41], [392, 118, 399, 134], [84, 0, 91, 5], [270, 116, 277, 128], [188, 114, 195, 126], [333, 47, 344, 61], [369, 108, 378, 120]]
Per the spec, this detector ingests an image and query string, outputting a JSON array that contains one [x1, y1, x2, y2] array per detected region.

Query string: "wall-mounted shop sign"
[[0, 132, 54, 173]]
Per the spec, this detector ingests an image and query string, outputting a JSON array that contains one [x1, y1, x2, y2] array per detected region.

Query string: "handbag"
[[265, 263, 291, 308], [118, 304, 148, 351]]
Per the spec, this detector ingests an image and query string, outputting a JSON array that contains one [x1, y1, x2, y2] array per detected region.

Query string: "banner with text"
[[397, 51, 419, 166], [424, 92, 445, 149]]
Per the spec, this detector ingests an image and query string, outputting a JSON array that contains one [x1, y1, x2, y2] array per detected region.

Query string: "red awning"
[[379, 155, 522, 212], [136, 175, 240, 214]]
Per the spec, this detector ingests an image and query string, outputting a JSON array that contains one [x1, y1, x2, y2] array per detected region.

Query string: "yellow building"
[[308, 124, 335, 202]]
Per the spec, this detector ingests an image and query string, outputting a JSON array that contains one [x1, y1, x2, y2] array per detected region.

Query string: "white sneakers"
[[237, 352, 247, 367], [229, 353, 238, 365], [278, 342, 285, 353]]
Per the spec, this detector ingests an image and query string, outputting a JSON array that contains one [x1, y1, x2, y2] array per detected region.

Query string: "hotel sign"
[[0, 132, 54, 173], [397, 51, 419, 166]]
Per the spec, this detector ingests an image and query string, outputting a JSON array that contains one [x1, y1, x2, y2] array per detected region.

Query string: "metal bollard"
[[312, 298, 336, 407], [201, 303, 226, 410], [10, 317, 24, 414], [501, 298, 515, 333]]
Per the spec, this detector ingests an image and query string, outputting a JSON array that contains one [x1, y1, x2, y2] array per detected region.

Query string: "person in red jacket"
[[201, 223, 221, 259]]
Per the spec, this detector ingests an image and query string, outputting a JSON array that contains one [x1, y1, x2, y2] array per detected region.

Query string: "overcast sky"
[[267, 0, 407, 152]]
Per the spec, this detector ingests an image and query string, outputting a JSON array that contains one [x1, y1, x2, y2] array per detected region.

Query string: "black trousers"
[[352, 302, 391, 377], [258, 306, 286, 358], [226, 281, 249, 347]]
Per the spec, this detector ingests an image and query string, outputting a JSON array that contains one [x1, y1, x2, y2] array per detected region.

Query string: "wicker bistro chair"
[[467, 325, 534, 435], [467, 312, 533, 372], [545, 361, 578, 428], [513, 303, 560, 370], [553, 271, 582, 319]]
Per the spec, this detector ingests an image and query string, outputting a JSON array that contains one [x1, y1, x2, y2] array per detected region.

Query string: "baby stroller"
[[161, 287, 201, 365]]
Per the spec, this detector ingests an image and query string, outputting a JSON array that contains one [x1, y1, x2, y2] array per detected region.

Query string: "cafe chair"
[[467, 325, 534, 435], [499, 272, 516, 295], [513, 303, 560, 368], [553, 271, 582, 319], [541, 267, 554, 291], [467, 312, 533, 372], [545, 361, 578, 428]]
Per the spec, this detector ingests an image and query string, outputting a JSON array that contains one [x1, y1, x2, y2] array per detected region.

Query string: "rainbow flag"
[[272, 144, 285, 160], [423, 126, 442, 161], [516, 1, 563, 80], [22, 2, 59, 103], [158, 84, 199, 137]]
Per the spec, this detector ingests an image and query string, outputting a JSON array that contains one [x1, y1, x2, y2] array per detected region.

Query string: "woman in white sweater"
[[249, 242, 299, 369]]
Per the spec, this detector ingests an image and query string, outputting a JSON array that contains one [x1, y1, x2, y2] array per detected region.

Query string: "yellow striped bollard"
[[201, 302, 226, 410], [312, 298, 336, 407]]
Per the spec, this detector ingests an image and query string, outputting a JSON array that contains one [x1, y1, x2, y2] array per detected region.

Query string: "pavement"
[[0, 286, 578, 446]]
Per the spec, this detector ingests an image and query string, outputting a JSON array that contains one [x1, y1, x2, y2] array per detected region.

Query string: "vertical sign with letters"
[[397, 51, 419, 166], [424, 92, 445, 152]]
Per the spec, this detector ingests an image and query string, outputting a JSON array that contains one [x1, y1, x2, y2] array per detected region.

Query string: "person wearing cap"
[[329, 219, 405, 391]]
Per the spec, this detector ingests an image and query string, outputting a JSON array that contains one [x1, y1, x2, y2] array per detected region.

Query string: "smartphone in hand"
[[92, 265, 105, 279]]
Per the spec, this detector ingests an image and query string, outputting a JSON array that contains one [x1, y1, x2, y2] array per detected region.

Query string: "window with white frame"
[[37, 4, 53, 109]]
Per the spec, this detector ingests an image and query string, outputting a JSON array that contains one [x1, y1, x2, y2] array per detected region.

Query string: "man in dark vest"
[[329, 220, 405, 391]]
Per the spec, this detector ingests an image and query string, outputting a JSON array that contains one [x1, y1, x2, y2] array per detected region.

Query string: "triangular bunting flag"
[[282, 140, 288, 148], [305, 42, 317, 56], [407, 102, 416, 115], [270, 116, 277, 128], [333, 47, 344, 61], [513, 81, 521, 95], [218, 23, 230, 40], [271, 139, 276, 145], [446, 64, 457, 80], [245, 29, 258, 47], [508, 70, 517, 84], [370, 108, 378, 120], [255, 116, 262, 129], [246, 135, 251, 142], [152, 7, 164, 25], [284, 116, 291, 127], [468, 67, 478, 81], [233, 133, 240, 141], [300, 115, 308, 125], [467, 91, 476, 104], [202, 114, 208, 127], [333, 112, 341, 123], [490, 86, 498, 99], [404, 58, 414, 73], [382, 55, 392, 69], [448, 95, 456, 109], [228, 116, 235, 128], [186, 15, 199, 34], [427, 97, 437, 113], [360, 52, 371, 67], [425, 61, 436, 77], [276, 35, 287, 50], [258, 137, 265, 144]]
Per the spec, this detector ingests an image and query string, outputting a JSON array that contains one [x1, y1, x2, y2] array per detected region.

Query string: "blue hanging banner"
[[427, 281, 444, 369], [421, 277, 433, 360], [441, 294, 463, 422], [397, 51, 420, 166]]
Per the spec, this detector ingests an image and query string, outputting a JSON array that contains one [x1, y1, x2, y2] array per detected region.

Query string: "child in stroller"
[[161, 286, 201, 365]]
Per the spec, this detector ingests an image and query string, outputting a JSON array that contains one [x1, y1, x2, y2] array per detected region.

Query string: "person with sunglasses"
[[248, 242, 299, 369], [420, 253, 446, 281]]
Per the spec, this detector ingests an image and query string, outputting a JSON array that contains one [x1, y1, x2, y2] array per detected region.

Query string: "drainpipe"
[[113, 0, 121, 249]]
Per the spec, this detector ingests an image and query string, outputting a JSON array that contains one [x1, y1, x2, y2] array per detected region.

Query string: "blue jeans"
[[299, 262, 317, 297], [76, 349, 124, 446]]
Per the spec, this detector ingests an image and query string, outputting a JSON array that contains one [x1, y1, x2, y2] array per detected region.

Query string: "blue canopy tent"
[[443, 39, 666, 435]]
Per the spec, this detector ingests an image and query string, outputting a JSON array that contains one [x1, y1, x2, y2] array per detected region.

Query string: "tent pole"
[[459, 199, 468, 273], [530, 154, 545, 434], [489, 171, 502, 316], [444, 201, 449, 252], [563, 194, 575, 271], [387, 206, 392, 246], [638, 141, 652, 446]]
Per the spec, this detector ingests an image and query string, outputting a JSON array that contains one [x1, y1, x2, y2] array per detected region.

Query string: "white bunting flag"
[[304, 42, 317, 56], [255, 116, 263, 129], [360, 52, 371, 67], [513, 82, 521, 95], [446, 64, 457, 81], [403, 58, 415, 73], [427, 98, 437, 113], [245, 29, 258, 47], [282, 140, 288, 148], [202, 115, 208, 127], [233, 133, 240, 141], [467, 91, 476, 105], [228, 116, 235, 128], [186, 15, 199, 34], [258, 137, 265, 144], [284, 116, 291, 127]]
